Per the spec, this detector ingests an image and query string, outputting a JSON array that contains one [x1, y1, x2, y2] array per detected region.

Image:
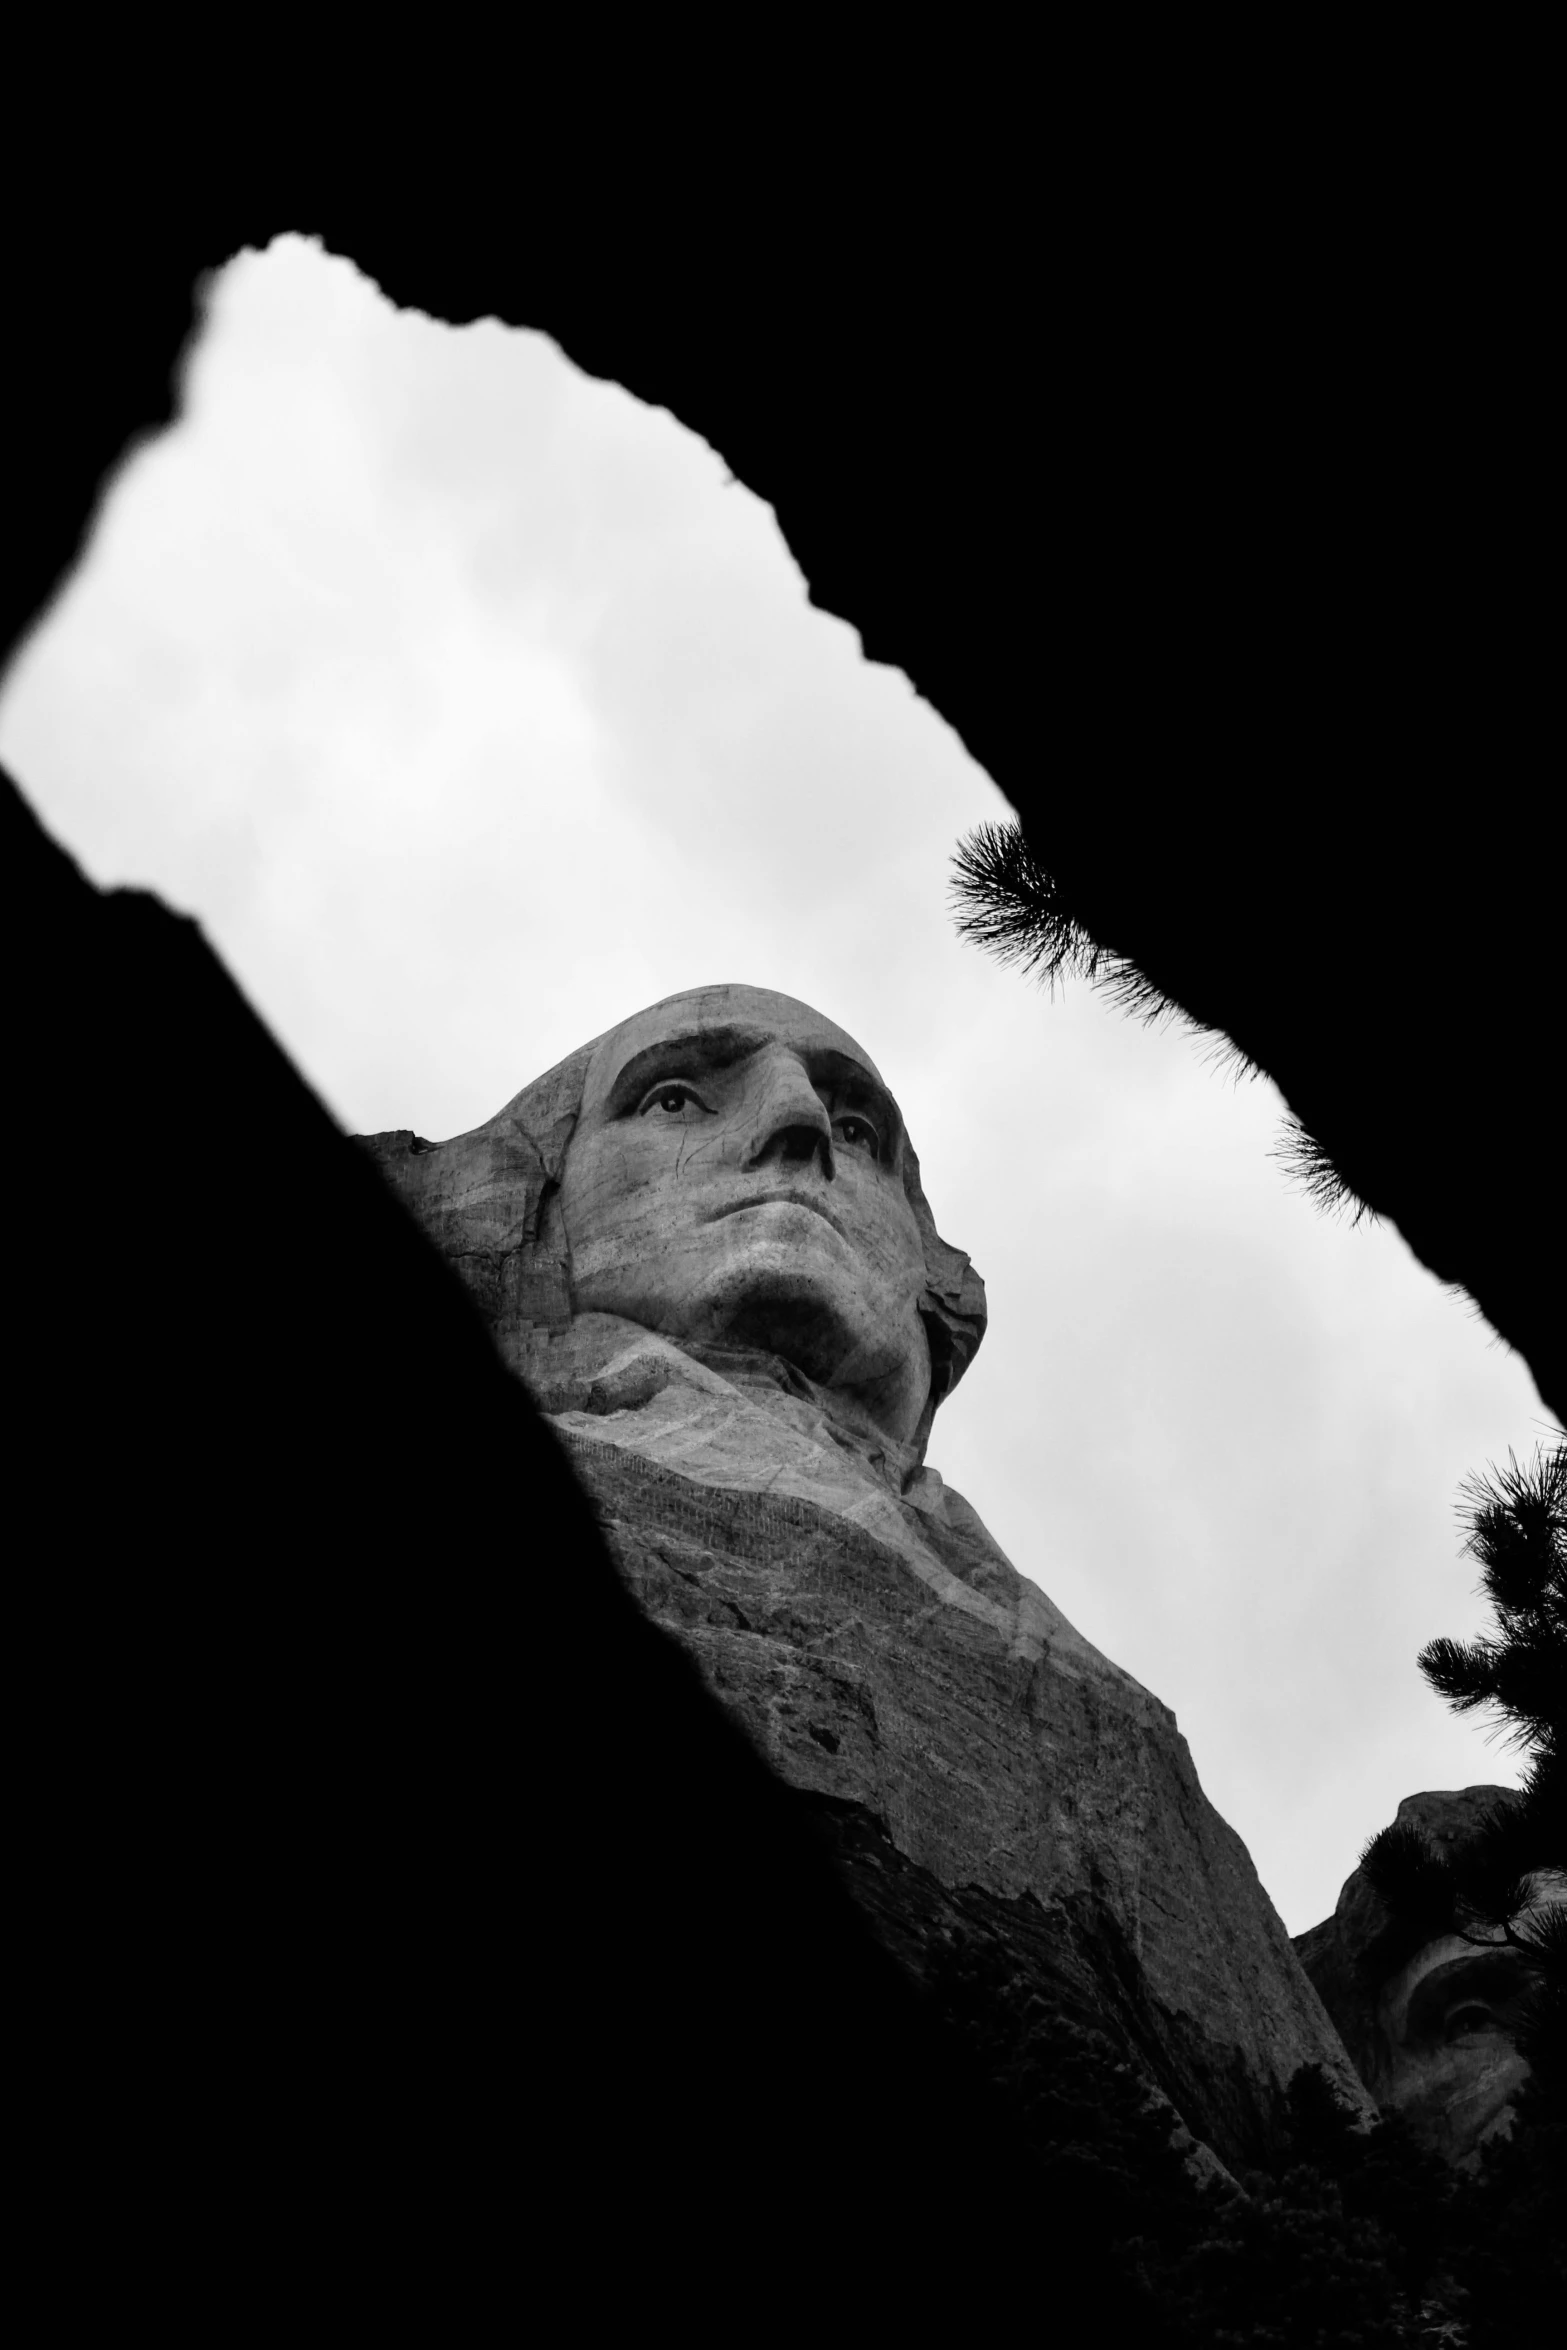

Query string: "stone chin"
[[580, 1213, 931, 1439], [708, 1266, 924, 1404]]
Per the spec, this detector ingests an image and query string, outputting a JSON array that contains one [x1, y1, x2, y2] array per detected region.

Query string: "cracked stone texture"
[[343, 1221, 1363, 2167], [528, 1324, 1370, 2171]]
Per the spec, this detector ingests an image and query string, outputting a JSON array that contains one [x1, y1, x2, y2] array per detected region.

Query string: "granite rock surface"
[[523, 1313, 1370, 2169]]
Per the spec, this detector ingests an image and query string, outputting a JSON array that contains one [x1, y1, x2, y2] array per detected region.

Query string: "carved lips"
[[705, 1190, 849, 1242]]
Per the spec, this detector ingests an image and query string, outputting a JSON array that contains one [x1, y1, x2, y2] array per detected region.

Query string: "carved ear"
[[488, 1037, 604, 1333], [513, 1175, 575, 1333], [919, 1240, 987, 1404], [900, 1133, 986, 1410], [355, 1035, 604, 1347]]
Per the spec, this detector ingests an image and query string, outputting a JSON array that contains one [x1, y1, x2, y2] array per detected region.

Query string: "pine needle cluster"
[[1271, 1113, 1381, 1226], [949, 821, 1195, 1031], [948, 820, 1372, 1213]]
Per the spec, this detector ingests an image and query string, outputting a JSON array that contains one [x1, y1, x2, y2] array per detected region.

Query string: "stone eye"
[[641, 1083, 702, 1117], [836, 1114, 879, 1154]]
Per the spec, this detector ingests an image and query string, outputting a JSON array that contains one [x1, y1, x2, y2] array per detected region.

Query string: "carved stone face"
[[1374, 1872, 1566, 2168], [559, 985, 932, 1443], [1375, 1936, 1539, 2165]]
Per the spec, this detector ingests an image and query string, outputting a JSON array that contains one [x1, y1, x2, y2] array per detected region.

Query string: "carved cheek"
[[884, 1211, 930, 1312], [560, 1132, 645, 1254]]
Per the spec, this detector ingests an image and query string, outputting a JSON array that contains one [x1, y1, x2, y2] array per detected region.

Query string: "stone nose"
[[742, 1049, 836, 1180]]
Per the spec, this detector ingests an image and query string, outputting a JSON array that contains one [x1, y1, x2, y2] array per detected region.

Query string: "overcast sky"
[[3, 235, 1553, 1936]]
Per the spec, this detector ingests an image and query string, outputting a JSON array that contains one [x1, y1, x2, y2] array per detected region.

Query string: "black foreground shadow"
[[5, 148, 1556, 2336], [7, 762, 1082, 2325]]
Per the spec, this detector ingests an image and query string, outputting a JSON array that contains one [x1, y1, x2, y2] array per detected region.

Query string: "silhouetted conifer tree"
[[949, 821, 1192, 1026], [948, 821, 1366, 1218]]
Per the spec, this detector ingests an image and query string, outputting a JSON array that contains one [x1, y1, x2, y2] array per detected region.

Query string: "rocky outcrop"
[[515, 1312, 1370, 2171]]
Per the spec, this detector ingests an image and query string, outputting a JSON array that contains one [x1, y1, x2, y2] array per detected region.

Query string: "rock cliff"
[[488, 1302, 1369, 2169]]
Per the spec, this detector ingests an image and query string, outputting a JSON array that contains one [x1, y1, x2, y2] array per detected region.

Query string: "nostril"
[[778, 1123, 825, 1167], [753, 1121, 834, 1178]]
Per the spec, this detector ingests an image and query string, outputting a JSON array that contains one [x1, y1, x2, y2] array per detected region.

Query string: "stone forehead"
[[580, 984, 891, 1117]]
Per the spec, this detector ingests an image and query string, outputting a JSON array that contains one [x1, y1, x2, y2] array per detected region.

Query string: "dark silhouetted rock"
[[7, 150, 1555, 2335], [4, 774, 1102, 2328]]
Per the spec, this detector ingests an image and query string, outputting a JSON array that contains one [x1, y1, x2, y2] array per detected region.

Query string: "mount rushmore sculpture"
[[361, 982, 1367, 2167]]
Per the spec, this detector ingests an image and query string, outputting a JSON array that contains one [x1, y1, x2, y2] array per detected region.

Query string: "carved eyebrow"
[[604, 1027, 774, 1117]]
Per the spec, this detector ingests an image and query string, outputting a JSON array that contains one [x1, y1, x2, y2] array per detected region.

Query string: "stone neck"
[[511, 1312, 926, 1496]]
